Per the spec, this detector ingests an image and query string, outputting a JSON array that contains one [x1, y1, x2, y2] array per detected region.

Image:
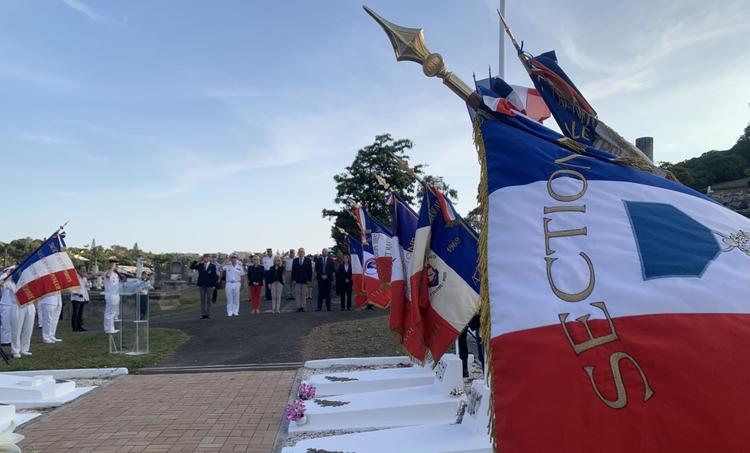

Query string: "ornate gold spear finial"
[[363, 5, 480, 108], [374, 174, 392, 191]]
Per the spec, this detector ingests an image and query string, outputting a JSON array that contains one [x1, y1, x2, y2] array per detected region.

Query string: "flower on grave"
[[285, 399, 306, 422], [297, 383, 317, 400]]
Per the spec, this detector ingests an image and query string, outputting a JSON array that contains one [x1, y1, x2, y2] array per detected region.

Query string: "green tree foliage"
[[3, 237, 43, 265], [323, 134, 459, 249], [660, 121, 750, 192]]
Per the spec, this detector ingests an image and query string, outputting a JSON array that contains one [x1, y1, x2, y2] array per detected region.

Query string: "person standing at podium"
[[103, 257, 121, 334]]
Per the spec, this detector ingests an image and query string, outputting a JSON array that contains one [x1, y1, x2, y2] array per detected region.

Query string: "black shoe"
[[300, 308, 305, 312], [79, 327, 88, 331], [315, 309, 322, 312], [201, 315, 208, 319], [347, 307, 352, 311]]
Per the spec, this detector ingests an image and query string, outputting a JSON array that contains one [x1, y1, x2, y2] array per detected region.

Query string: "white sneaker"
[[43, 339, 55, 344], [12, 353, 20, 358], [21, 351, 32, 356], [53, 338, 63, 342]]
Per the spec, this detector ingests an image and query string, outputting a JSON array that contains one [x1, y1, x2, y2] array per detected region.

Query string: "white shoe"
[[53, 338, 63, 342], [21, 351, 32, 356], [43, 339, 55, 344], [12, 353, 20, 359]]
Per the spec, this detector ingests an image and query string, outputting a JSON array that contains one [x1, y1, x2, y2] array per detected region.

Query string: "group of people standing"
[[0, 257, 154, 359], [191, 247, 356, 318]]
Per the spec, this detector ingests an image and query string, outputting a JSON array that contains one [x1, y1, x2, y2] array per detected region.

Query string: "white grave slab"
[[0, 404, 39, 434], [304, 356, 411, 369], [307, 361, 434, 396], [289, 354, 464, 433], [0, 374, 95, 409], [284, 380, 493, 453]]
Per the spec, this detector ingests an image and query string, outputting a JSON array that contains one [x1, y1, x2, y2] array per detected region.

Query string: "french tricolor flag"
[[477, 77, 551, 124], [411, 187, 480, 362], [9, 232, 80, 305], [387, 192, 418, 343], [344, 233, 368, 309], [479, 109, 750, 452], [352, 205, 391, 308]]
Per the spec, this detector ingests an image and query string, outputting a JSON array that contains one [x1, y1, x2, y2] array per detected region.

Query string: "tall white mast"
[[498, 0, 506, 78]]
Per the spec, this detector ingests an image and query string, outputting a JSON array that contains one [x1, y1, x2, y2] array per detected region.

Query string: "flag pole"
[[498, 0, 506, 79]]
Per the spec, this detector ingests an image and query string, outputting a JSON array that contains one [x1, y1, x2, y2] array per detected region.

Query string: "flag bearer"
[[103, 257, 121, 334], [2, 281, 34, 359], [39, 291, 63, 343]]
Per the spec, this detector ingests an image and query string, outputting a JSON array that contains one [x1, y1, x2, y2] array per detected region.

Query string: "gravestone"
[[169, 260, 184, 281]]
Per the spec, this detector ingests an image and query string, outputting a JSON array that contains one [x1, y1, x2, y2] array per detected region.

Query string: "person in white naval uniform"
[[39, 291, 63, 343], [222, 254, 244, 317], [103, 257, 121, 334], [1, 277, 35, 358], [0, 266, 14, 345]]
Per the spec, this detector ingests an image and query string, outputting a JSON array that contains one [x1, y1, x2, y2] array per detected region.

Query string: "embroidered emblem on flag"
[[624, 201, 721, 280]]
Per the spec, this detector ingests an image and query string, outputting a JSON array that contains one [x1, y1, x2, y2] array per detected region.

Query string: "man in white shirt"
[[70, 265, 90, 332], [262, 248, 274, 301], [39, 291, 63, 343], [222, 254, 244, 316], [103, 257, 121, 334]]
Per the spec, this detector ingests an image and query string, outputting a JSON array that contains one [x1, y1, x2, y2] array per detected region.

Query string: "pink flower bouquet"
[[297, 383, 316, 400], [285, 399, 306, 422]]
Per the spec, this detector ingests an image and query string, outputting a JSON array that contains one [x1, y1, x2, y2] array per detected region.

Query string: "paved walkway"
[[152, 296, 385, 367], [19, 371, 296, 453]]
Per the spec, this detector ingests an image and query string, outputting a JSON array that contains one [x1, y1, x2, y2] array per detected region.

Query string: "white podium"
[[109, 281, 149, 355]]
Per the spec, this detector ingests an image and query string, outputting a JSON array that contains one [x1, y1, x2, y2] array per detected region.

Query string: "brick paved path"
[[19, 371, 296, 453]]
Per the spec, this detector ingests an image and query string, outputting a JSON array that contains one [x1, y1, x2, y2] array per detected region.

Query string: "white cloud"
[[60, 0, 108, 23], [559, 3, 750, 100], [20, 133, 77, 145]]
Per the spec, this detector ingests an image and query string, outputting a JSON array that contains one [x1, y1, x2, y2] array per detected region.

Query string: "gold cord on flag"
[[473, 114, 497, 453]]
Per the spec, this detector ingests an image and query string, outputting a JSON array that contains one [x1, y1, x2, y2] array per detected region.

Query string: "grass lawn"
[[1, 324, 188, 372], [302, 315, 405, 360]]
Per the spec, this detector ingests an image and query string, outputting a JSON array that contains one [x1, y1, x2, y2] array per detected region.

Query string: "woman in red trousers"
[[247, 255, 265, 314]]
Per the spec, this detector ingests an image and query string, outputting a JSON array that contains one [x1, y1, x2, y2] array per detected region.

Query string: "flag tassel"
[[473, 115, 497, 452]]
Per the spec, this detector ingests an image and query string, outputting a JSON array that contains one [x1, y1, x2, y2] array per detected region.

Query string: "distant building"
[[707, 177, 750, 217]]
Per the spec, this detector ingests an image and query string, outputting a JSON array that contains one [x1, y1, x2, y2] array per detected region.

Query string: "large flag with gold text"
[[478, 110, 750, 452]]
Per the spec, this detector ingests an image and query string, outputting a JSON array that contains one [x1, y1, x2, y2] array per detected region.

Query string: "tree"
[[323, 134, 460, 248]]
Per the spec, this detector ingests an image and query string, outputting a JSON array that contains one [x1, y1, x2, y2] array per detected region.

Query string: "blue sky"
[[2, 0, 749, 253]]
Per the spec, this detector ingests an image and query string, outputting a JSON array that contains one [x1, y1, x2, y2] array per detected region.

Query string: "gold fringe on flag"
[[472, 114, 497, 453]]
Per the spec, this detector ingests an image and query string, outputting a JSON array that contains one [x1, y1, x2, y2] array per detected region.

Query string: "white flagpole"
[[498, 0, 506, 78]]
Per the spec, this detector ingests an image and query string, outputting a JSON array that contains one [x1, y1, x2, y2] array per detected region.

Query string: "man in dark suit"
[[190, 253, 218, 319], [315, 248, 335, 312], [291, 248, 312, 312]]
